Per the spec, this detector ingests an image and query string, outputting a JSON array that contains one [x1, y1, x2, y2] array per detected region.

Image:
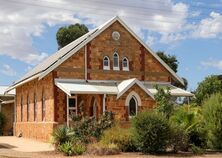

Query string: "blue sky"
[[0, 0, 221, 91]]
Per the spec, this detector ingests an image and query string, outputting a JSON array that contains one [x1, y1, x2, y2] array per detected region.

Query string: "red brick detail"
[[52, 71, 58, 122], [99, 59, 103, 69], [87, 43, 91, 69], [129, 61, 134, 71], [87, 73, 91, 80], [140, 46, 145, 81], [110, 60, 113, 70], [119, 60, 122, 71]]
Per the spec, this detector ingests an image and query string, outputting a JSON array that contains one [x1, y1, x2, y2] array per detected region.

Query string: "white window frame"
[[113, 52, 120, 70], [122, 57, 129, 71], [67, 95, 77, 127], [103, 56, 110, 70], [128, 96, 138, 118]]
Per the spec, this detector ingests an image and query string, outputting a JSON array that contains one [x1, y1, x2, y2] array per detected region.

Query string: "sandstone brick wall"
[[15, 73, 55, 140], [106, 84, 155, 121]]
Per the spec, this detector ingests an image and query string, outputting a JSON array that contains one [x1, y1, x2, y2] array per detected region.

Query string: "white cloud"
[[146, 36, 157, 46], [192, 12, 222, 38], [201, 59, 222, 70], [0, 64, 16, 76]]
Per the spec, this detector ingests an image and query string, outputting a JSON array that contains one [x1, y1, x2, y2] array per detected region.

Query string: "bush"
[[203, 93, 222, 149], [169, 123, 189, 152], [169, 105, 207, 148], [87, 143, 120, 155], [58, 141, 86, 156], [100, 124, 137, 152], [191, 144, 205, 155], [58, 141, 75, 156], [0, 112, 6, 135], [52, 126, 72, 147], [132, 111, 171, 153]]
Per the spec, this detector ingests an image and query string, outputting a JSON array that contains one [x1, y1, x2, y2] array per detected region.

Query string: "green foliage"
[[156, 51, 178, 73], [132, 111, 171, 153], [51, 126, 72, 147], [71, 111, 113, 143], [169, 123, 189, 152], [58, 141, 86, 156], [56, 23, 88, 48], [87, 143, 120, 155], [0, 112, 6, 135], [195, 75, 222, 105], [58, 141, 75, 156], [154, 85, 174, 118], [169, 105, 207, 148], [100, 124, 136, 152], [191, 144, 205, 155], [203, 93, 222, 149]]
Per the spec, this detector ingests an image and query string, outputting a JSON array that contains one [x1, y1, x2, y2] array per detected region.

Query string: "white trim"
[[67, 95, 77, 127], [125, 91, 141, 106], [55, 81, 71, 96], [1, 100, 15, 104], [122, 57, 129, 71], [103, 56, 110, 70], [113, 52, 120, 70], [117, 78, 155, 100], [103, 94, 106, 113]]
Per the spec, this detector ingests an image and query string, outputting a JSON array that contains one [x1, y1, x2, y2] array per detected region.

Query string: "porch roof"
[[55, 79, 118, 96], [146, 84, 194, 97]]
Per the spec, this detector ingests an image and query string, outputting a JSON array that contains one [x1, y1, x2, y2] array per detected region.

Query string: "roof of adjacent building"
[[0, 86, 15, 96], [7, 16, 184, 92]]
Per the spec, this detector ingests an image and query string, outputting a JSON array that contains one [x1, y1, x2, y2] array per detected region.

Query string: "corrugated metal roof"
[[0, 86, 15, 96]]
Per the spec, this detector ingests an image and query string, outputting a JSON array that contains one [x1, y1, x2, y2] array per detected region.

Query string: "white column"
[[66, 95, 69, 127]]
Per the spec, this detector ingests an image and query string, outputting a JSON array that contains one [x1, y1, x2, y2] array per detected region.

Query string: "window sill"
[[113, 67, 120, 71]]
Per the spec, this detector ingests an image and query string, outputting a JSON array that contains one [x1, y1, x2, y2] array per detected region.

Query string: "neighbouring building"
[[0, 86, 15, 136], [6, 16, 193, 142]]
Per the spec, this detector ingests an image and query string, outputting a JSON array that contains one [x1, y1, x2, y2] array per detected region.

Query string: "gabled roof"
[[7, 16, 184, 92], [117, 78, 154, 99]]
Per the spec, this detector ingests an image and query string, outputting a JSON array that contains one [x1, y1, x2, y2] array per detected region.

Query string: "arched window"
[[122, 57, 129, 71], [103, 56, 110, 70], [129, 96, 137, 117], [113, 52, 119, 70]]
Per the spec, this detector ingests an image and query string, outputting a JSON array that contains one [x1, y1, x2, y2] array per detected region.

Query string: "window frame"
[[128, 96, 138, 118], [103, 56, 110, 70], [122, 57, 129, 71], [113, 52, 120, 70], [67, 96, 77, 122]]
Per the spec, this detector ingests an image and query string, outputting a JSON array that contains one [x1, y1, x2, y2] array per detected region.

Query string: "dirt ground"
[[1, 149, 222, 158]]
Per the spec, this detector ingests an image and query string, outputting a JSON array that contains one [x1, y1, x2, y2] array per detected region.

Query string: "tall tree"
[[156, 51, 188, 89], [195, 75, 222, 105], [156, 51, 179, 73], [56, 23, 89, 49]]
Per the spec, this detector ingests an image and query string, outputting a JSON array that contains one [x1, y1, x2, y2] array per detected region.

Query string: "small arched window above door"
[[122, 57, 129, 71], [103, 56, 110, 70], [113, 52, 119, 70]]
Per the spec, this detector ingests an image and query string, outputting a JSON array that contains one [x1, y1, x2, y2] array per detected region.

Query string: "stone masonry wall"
[[15, 73, 55, 141]]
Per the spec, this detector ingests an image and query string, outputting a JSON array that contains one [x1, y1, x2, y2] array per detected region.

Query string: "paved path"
[[0, 136, 54, 152]]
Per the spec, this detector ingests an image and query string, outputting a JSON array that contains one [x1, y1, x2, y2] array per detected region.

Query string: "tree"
[[156, 51, 188, 90], [56, 24, 89, 49], [195, 75, 222, 105], [156, 51, 179, 73]]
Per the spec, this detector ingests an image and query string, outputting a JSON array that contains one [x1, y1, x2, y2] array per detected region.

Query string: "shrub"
[[100, 124, 136, 152], [169, 105, 207, 148], [169, 123, 189, 152], [0, 112, 6, 135], [51, 126, 72, 147], [58, 141, 86, 156], [191, 144, 205, 155], [132, 111, 171, 153], [203, 93, 222, 149], [58, 141, 75, 156], [87, 142, 120, 155]]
